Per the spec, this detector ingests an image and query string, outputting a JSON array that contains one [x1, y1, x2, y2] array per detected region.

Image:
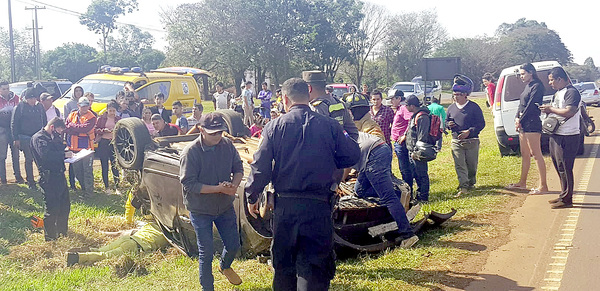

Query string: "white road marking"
[[541, 135, 600, 290]]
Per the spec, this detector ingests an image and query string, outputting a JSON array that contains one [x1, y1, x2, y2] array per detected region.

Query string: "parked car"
[[573, 82, 600, 106], [492, 61, 588, 156], [328, 83, 359, 99], [54, 66, 210, 120], [411, 76, 442, 103], [387, 82, 425, 104], [112, 111, 455, 258], [9, 80, 72, 101]]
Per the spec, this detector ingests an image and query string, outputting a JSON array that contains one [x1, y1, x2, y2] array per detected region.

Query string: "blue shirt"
[[245, 104, 360, 204]]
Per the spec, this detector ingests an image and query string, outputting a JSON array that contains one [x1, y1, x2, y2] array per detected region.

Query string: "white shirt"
[[213, 91, 230, 110], [46, 105, 58, 122], [551, 87, 580, 135]]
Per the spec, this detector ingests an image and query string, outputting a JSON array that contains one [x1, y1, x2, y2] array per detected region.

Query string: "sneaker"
[[398, 235, 419, 249], [67, 252, 79, 267], [551, 201, 573, 209], [454, 188, 468, 198], [218, 266, 242, 285], [548, 198, 561, 204]]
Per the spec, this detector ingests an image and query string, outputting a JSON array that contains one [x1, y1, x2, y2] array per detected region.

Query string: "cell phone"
[[534, 103, 541, 107]]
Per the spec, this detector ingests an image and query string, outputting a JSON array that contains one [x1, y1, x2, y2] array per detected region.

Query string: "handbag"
[[541, 93, 579, 134]]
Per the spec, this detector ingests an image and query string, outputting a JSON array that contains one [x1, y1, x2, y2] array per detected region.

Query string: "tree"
[[43, 43, 98, 82], [584, 57, 596, 69], [385, 10, 447, 82], [79, 0, 138, 55], [349, 3, 389, 87], [564, 63, 600, 82], [496, 18, 571, 64], [0, 28, 39, 81], [98, 25, 164, 69]]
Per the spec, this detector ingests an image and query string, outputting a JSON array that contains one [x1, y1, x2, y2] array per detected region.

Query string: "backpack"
[[417, 112, 442, 143]]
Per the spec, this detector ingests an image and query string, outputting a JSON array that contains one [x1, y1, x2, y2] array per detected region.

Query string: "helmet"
[[344, 93, 371, 108], [452, 74, 473, 95]]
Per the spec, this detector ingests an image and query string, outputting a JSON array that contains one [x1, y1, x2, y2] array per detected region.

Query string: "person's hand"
[[515, 118, 521, 131], [447, 120, 457, 128], [539, 104, 552, 114], [13, 140, 20, 149], [124, 83, 134, 91], [219, 182, 236, 196], [65, 151, 74, 158], [458, 130, 470, 140], [399, 135, 406, 144], [247, 202, 260, 219]]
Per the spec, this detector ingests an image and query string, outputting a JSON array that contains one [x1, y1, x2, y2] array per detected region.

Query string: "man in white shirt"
[[540, 67, 581, 209], [213, 82, 231, 110], [40, 93, 60, 122]]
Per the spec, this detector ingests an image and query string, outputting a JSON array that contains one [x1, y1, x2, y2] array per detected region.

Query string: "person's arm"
[[11, 103, 21, 140], [342, 108, 359, 140], [180, 148, 229, 195], [212, 93, 217, 110], [468, 104, 486, 136], [245, 127, 274, 204], [65, 115, 97, 135], [540, 88, 581, 118]]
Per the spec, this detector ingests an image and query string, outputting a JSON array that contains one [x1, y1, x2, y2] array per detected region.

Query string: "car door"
[[499, 73, 523, 137]]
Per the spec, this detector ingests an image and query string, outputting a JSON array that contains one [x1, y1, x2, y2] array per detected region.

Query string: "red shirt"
[[487, 83, 496, 107], [391, 105, 414, 142], [370, 105, 394, 144]]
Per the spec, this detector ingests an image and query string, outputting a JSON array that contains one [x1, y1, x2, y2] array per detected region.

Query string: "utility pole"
[[8, 0, 16, 82], [25, 5, 45, 80]]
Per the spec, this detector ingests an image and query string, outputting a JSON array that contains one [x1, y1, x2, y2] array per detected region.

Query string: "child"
[[249, 116, 264, 138], [172, 101, 189, 133], [142, 107, 155, 136], [95, 100, 121, 194]]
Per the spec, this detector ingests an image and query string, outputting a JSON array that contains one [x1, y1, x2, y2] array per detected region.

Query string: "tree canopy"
[[79, 0, 138, 55]]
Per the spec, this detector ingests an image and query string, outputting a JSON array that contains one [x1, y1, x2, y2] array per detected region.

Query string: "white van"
[[492, 61, 562, 156]]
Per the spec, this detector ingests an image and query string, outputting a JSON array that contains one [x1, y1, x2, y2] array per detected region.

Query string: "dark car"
[[9, 80, 73, 101], [113, 110, 454, 257]]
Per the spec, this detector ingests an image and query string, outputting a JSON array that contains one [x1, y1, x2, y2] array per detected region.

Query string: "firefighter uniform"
[[245, 102, 360, 290], [30, 127, 69, 241]]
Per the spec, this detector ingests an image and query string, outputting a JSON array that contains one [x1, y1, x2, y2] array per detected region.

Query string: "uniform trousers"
[[39, 171, 70, 241], [272, 197, 336, 291], [549, 134, 580, 205]]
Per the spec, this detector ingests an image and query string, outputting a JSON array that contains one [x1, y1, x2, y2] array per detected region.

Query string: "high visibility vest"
[[66, 110, 96, 152]]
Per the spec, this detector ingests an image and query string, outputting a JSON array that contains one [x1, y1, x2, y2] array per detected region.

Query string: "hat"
[[78, 97, 90, 106], [344, 93, 371, 108], [452, 74, 473, 94], [23, 88, 37, 99], [200, 112, 228, 134], [386, 89, 404, 100], [302, 71, 327, 83], [405, 95, 421, 107]]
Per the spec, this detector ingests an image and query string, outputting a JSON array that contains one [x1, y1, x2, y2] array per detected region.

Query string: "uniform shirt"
[[370, 105, 394, 144], [130, 222, 169, 252], [391, 105, 413, 142], [310, 94, 359, 140], [180, 136, 243, 216], [446, 100, 485, 139], [551, 85, 581, 135], [30, 129, 66, 173], [245, 104, 360, 204]]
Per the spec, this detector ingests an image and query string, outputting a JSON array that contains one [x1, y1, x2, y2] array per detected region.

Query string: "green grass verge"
[[0, 98, 529, 290]]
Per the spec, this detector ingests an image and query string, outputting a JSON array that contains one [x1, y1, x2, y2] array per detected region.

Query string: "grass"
[[0, 98, 531, 290]]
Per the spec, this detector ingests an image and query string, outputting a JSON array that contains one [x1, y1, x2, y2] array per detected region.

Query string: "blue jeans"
[[190, 207, 240, 291], [260, 102, 271, 119], [355, 144, 413, 237], [409, 155, 430, 201], [393, 141, 414, 191], [435, 135, 443, 152]]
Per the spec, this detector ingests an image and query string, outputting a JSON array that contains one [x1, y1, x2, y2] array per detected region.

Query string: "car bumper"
[[495, 126, 519, 147]]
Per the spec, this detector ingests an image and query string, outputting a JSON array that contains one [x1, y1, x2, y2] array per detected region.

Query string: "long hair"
[[520, 63, 540, 81]]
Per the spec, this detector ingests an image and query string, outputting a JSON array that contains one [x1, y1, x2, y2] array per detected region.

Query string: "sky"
[[1, 0, 598, 65]]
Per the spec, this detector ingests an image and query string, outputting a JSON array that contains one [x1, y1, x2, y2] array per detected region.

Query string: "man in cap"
[[0, 80, 23, 184], [179, 112, 244, 290], [303, 70, 359, 140], [31, 117, 71, 241], [246, 78, 360, 290], [446, 75, 485, 197], [11, 86, 47, 189], [65, 97, 97, 196]]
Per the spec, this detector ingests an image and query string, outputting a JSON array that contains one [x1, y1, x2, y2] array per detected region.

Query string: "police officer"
[[303, 71, 359, 140], [245, 78, 360, 291], [30, 117, 71, 241]]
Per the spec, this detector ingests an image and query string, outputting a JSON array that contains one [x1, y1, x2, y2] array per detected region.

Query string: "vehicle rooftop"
[[499, 60, 561, 75]]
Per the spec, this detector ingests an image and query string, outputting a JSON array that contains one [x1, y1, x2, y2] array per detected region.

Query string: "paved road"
[[465, 106, 600, 290]]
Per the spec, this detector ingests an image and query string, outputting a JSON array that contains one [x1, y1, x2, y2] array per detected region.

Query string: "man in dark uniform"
[[245, 78, 360, 290], [30, 117, 71, 241], [303, 71, 359, 141]]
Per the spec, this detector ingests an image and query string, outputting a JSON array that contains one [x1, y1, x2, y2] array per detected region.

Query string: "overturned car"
[[112, 110, 455, 258]]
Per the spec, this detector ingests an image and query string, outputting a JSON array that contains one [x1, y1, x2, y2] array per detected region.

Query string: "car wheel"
[[113, 117, 153, 170], [498, 142, 513, 157], [215, 109, 251, 137]]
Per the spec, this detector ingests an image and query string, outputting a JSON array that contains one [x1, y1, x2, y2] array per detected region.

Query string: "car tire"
[[113, 117, 153, 170], [215, 109, 251, 137], [498, 142, 513, 157]]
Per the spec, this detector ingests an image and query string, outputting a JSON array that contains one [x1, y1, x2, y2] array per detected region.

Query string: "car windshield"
[[503, 70, 557, 102], [331, 88, 347, 98], [574, 83, 596, 91], [9, 84, 28, 97], [61, 79, 126, 102], [393, 84, 416, 93], [58, 83, 72, 94]]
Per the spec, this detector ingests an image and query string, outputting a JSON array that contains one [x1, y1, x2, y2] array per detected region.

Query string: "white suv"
[[492, 61, 562, 156]]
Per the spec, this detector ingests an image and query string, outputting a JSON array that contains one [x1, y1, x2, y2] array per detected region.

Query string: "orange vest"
[[67, 110, 96, 152]]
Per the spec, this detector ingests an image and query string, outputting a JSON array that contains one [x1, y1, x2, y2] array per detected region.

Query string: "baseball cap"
[[200, 112, 228, 134], [78, 97, 90, 106], [406, 95, 421, 107]]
